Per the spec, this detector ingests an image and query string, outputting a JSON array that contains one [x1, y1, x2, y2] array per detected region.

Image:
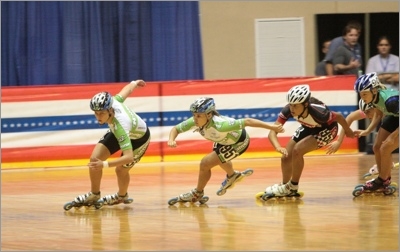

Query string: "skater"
[[167, 97, 284, 204], [326, 99, 398, 178], [326, 99, 375, 155], [262, 84, 354, 199], [353, 72, 399, 192], [65, 80, 151, 210]]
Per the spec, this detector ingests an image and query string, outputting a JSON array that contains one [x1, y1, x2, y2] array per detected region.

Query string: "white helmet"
[[287, 85, 311, 104], [190, 97, 215, 113], [90, 91, 113, 111], [358, 99, 374, 112]]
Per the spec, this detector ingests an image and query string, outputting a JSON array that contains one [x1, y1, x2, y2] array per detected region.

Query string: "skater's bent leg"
[[115, 166, 131, 196], [373, 132, 384, 174], [281, 140, 296, 183], [89, 143, 111, 193], [377, 128, 399, 180], [219, 160, 234, 177], [196, 152, 222, 191], [290, 136, 318, 183]]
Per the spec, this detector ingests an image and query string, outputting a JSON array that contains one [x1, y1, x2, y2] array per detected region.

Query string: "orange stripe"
[[1, 137, 357, 162]]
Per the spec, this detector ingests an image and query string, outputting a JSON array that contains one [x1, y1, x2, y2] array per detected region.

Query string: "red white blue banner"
[[1, 76, 358, 164]]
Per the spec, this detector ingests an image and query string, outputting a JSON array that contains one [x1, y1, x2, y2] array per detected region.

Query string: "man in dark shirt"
[[332, 24, 362, 76]]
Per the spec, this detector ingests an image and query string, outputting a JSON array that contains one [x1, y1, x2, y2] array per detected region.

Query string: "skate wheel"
[[242, 168, 254, 176], [362, 173, 373, 179], [393, 162, 399, 169], [383, 186, 397, 195], [216, 189, 226, 196], [94, 200, 104, 209], [390, 182, 398, 188], [124, 198, 134, 204], [255, 191, 264, 200], [168, 197, 179, 206], [63, 202, 74, 211], [296, 192, 304, 198], [352, 187, 363, 197], [199, 196, 209, 204], [261, 193, 275, 201], [354, 184, 364, 189]]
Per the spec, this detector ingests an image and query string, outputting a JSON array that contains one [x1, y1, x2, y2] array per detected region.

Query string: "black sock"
[[376, 177, 385, 184]]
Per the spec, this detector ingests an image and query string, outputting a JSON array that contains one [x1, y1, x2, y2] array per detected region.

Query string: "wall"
[[2, 76, 358, 169], [199, 1, 399, 79]]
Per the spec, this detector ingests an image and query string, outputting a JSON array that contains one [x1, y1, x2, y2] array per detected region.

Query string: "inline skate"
[[216, 168, 254, 196], [168, 188, 209, 205], [255, 182, 304, 201], [63, 192, 103, 211]]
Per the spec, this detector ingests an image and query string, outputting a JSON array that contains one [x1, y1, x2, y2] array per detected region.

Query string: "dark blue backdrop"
[[1, 1, 203, 86]]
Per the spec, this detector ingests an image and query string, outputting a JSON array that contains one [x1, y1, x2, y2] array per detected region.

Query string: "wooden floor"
[[1, 154, 399, 251]]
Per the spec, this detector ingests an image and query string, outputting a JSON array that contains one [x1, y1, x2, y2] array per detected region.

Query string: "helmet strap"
[[199, 113, 212, 130], [297, 102, 308, 118], [106, 108, 113, 123], [370, 90, 377, 103]]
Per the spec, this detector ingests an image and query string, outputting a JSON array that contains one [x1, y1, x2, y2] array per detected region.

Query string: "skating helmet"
[[90, 91, 113, 111], [354, 72, 380, 92], [190, 97, 215, 113], [286, 84, 311, 104], [358, 99, 374, 112]]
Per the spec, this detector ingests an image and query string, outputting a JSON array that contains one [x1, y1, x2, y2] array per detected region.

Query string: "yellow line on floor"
[[1, 150, 358, 170]]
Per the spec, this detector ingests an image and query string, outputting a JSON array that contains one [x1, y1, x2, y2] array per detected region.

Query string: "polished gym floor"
[[1, 154, 399, 251]]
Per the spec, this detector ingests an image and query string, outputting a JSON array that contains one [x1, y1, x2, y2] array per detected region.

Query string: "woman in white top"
[[366, 36, 399, 89]]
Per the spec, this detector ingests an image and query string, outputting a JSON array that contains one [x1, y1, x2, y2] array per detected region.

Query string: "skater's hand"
[[88, 158, 104, 170], [168, 140, 177, 148], [353, 129, 368, 137], [134, 79, 146, 88], [271, 124, 285, 133], [344, 129, 355, 138], [276, 147, 288, 157], [326, 141, 340, 155]]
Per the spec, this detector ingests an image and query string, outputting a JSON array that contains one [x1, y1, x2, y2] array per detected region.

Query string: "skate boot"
[[63, 191, 102, 211], [101, 192, 134, 206], [216, 169, 254, 196], [168, 188, 209, 205], [257, 181, 304, 201], [352, 177, 396, 197], [363, 162, 397, 179]]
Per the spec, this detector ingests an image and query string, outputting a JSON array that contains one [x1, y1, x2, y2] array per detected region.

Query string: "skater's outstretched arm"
[[332, 112, 354, 138], [268, 121, 288, 157], [168, 127, 180, 148], [243, 118, 284, 133], [326, 110, 365, 154], [354, 109, 383, 137], [117, 79, 146, 101]]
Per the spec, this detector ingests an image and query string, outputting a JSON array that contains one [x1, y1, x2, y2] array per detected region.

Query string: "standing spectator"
[[324, 20, 362, 76], [315, 39, 331, 76], [332, 23, 362, 76], [366, 36, 399, 90]]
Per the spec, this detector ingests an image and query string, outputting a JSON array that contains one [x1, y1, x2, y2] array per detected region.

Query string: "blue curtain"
[[1, 1, 203, 86]]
